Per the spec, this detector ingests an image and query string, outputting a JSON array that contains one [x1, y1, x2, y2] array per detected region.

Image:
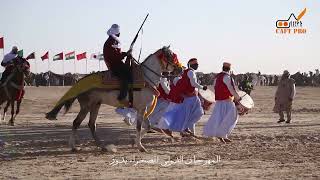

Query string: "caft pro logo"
[[276, 8, 307, 34]]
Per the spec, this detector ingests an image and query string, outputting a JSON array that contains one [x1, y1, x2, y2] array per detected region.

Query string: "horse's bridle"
[[137, 49, 178, 87]]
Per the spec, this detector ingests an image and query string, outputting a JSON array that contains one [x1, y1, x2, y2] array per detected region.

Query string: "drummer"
[[198, 88, 215, 112], [160, 58, 207, 136], [203, 62, 241, 143]]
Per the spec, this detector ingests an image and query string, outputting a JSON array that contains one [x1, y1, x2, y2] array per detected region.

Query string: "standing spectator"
[[273, 70, 296, 123]]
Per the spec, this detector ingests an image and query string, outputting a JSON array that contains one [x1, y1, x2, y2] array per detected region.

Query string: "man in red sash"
[[156, 68, 184, 132], [203, 62, 241, 143], [161, 58, 207, 135]]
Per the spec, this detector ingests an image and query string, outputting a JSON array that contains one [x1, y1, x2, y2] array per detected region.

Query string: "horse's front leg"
[[13, 99, 22, 119], [8, 100, 14, 126], [2, 101, 10, 121], [136, 110, 147, 152]]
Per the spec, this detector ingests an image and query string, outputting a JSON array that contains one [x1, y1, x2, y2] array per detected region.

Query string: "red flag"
[[76, 52, 87, 60], [26, 52, 35, 60], [41, 51, 49, 61], [0, 37, 4, 49]]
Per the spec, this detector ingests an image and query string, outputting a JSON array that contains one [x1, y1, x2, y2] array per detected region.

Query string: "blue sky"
[[1, 0, 319, 74]]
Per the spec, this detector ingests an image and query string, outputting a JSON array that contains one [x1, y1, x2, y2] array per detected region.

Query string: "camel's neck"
[[141, 54, 162, 87]]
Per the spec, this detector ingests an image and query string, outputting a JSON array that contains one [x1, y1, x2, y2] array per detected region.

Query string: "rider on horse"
[[103, 24, 133, 106], [1, 46, 19, 84]]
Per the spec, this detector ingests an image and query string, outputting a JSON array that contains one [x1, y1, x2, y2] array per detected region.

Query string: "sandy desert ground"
[[0, 86, 319, 179]]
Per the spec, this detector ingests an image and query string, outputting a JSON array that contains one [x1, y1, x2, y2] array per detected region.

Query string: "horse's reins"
[[132, 49, 175, 88], [137, 58, 161, 88], [139, 52, 177, 76]]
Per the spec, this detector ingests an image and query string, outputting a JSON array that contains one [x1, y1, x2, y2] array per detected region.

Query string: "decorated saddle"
[[102, 63, 145, 89]]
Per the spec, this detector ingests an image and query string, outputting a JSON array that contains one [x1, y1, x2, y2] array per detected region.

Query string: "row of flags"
[[0, 37, 104, 61], [19, 50, 104, 61], [40, 51, 88, 61]]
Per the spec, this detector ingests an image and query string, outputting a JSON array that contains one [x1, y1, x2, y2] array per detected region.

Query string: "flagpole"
[[86, 57, 88, 74], [35, 58, 37, 74], [2, 48, 4, 67], [2, 49, 4, 73], [98, 59, 101, 72], [1, 37, 4, 73], [62, 58, 65, 86], [48, 56, 51, 87], [74, 51, 76, 74]]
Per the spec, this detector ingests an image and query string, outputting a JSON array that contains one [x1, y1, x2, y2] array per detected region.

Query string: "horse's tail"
[[45, 98, 76, 120], [63, 98, 76, 113], [45, 72, 103, 120]]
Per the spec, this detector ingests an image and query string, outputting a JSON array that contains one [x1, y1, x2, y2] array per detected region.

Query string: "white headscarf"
[[107, 24, 121, 48]]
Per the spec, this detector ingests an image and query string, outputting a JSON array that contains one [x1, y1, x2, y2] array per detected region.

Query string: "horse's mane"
[[13, 56, 29, 67], [142, 54, 153, 63]]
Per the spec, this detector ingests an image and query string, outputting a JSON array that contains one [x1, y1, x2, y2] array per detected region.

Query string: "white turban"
[[107, 24, 121, 48], [107, 24, 120, 36]]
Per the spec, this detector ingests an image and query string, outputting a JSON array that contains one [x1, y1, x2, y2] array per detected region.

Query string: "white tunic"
[[116, 77, 171, 126], [159, 77, 170, 94], [187, 69, 203, 89], [159, 68, 204, 134], [172, 76, 181, 86], [203, 71, 240, 138], [203, 100, 238, 138], [186, 68, 204, 133], [148, 77, 171, 126]]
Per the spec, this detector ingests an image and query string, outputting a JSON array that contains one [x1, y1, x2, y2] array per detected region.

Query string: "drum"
[[236, 91, 254, 115], [198, 89, 215, 111]]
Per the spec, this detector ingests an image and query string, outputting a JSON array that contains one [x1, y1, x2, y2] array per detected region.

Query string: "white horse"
[[45, 46, 181, 152]]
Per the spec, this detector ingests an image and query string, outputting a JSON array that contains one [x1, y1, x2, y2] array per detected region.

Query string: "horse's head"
[[156, 46, 182, 73], [13, 57, 31, 77]]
